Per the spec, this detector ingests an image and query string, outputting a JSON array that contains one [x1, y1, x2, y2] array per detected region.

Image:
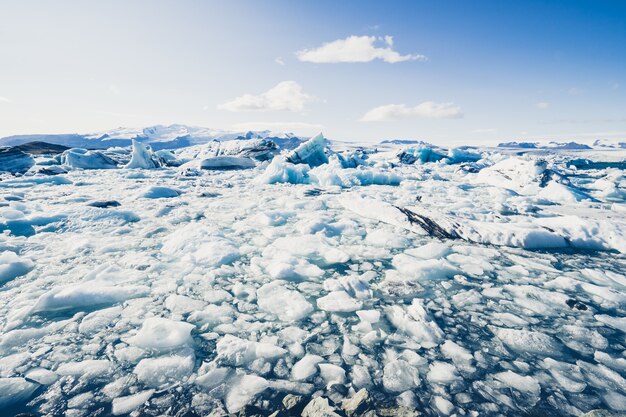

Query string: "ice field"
[[0, 133, 625, 416]]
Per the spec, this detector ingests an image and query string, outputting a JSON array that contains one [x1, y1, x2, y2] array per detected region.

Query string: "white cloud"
[[231, 122, 324, 135], [536, 102, 549, 109], [473, 128, 496, 133], [0, 96, 10, 103], [275, 57, 285, 66], [361, 102, 463, 121], [218, 81, 314, 112], [296, 35, 426, 64]]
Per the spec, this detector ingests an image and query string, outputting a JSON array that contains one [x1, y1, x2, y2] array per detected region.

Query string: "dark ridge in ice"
[[395, 206, 459, 240], [87, 200, 122, 208], [11, 141, 70, 155], [568, 158, 626, 170]]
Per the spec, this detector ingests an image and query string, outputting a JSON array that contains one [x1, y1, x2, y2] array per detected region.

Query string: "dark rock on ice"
[[87, 200, 122, 208], [566, 298, 588, 311]]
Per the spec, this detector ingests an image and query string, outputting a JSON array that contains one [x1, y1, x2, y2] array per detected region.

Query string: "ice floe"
[[0, 138, 625, 416]]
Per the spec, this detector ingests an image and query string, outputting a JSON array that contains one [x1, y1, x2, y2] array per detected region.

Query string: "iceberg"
[[59, 148, 118, 169], [285, 133, 328, 167], [200, 156, 256, 170], [124, 140, 164, 169], [0, 147, 35, 174]]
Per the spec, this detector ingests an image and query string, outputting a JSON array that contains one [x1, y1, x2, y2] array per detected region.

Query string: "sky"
[[0, 0, 625, 144]]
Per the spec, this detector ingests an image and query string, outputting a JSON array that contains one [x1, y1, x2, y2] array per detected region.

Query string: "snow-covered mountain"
[[0, 124, 306, 150]]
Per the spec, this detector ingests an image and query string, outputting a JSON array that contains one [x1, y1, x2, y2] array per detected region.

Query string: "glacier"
[[0, 130, 625, 417]]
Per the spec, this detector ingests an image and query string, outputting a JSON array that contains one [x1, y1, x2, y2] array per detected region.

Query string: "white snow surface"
[[0, 139, 625, 416]]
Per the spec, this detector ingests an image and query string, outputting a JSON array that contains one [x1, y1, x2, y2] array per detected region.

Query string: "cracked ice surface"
[[0, 144, 625, 416]]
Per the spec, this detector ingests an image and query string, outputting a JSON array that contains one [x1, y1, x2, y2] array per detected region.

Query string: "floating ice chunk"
[[537, 215, 626, 254], [473, 157, 547, 192], [255, 157, 310, 184], [302, 397, 342, 417], [30, 281, 149, 315], [165, 295, 206, 315], [493, 327, 561, 356], [79, 306, 123, 334], [161, 224, 240, 267], [383, 359, 420, 392], [0, 251, 34, 284], [595, 352, 626, 373], [264, 235, 349, 266], [285, 133, 328, 167], [441, 340, 475, 372], [365, 229, 410, 249], [155, 149, 185, 166], [0, 318, 74, 350], [224, 374, 269, 413], [446, 147, 482, 164], [595, 315, 626, 333], [493, 370, 541, 396], [200, 156, 255, 170], [257, 282, 313, 321], [124, 140, 163, 169], [188, 304, 235, 328], [202, 138, 278, 160], [196, 367, 230, 390], [264, 257, 324, 281], [128, 317, 195, 351], [24, 368, 58, 385], [66, 392, 94, 409], [292, 354, 324, 381], [386, 299, 444, 348], [392, 254, 459, 280], [542, 358, 587, 393], [397, 146, 446, 164], [308, 155, 402, 187], [431, 396, 455, 415], [356, 310, 380, 323], [319, 363, 346, 385], [111, 389, 154, 415], [216, 335, 286, 366], [0, 148, 35, 174], [343, 196, 568, 250], [134, 348, 195, 387], [317, 291, 363, 312], [56, 360, 113, 378], [537, 181, 592, 204], [427, 361, 461, 385], [139, 186, 181, 198], [60, 148, 118, 169], [0, 377, 39, 408], [405, 242, 451, 260]]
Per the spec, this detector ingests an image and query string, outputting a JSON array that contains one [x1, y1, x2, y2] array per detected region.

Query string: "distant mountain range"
[[0, 124, 306, 150]]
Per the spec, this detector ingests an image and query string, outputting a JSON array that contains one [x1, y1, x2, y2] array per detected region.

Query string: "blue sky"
[[0, 0, 625, 144]]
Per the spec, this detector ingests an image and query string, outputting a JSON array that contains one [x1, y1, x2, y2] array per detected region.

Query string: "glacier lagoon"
[[0, 132, 625, 416]]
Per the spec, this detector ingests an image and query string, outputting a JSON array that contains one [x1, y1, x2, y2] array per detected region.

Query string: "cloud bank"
[[361, 102, 463, 121], [219, 81, 314, 112], [296, 35, 426, 64]]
